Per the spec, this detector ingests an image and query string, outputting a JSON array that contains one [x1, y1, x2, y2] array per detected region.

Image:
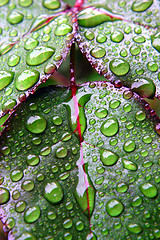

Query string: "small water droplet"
[[135, 110, 146, 121], [24, 205, 41, 223], [151, 32, 160, 53], [15, 200, 26, 212], [10, 169, 23, 182], [90, 47, 106, 58], [100, 149, 119, 166], [132, 0, 153, 12], [127, 223, 142, 233], [76, 221, 84, 231], [15, 69, 40, 91], [134, 26, 142, 34], [12, 190, 20, 200], [140, 182, 158, 198], [100, 117, 119, 137], [63, 218, 73, 229], [22, 180, 34, 191], [26, 46, 55, 66], [43, 0, 60, 9], [19, 0, 33, 7], [84, 30, 95, 40], [95, 108, 108, 118], [147, 61, 158, 72], [24, 38, 39, 50], [110, 30, 124, 43], [116, 182, 128, 193], [131, 77, 156, 98], [27, 154, 40, 166], [120, 48, 128, 57], [52, 115, 62, 125], [130, 44, 141, 56], [62, 132, 71, 141], [106, 199, 124, 217], [55, 23, 73, 36], [47, 211, 56, 220], [8, 54, 20, 67], [86, 232, 97, 240], [109, 58, 130, 76], [0, 187, 10, 205], [26, 115, 46, 134], [44, 181, 63, 204], [40, 146, 51, 156], [17, 232, 36, 240], [122, 159, 137, 171], [44, 63, 56, 74], [96, 34, 107, 43], [55, 146, 67, 158], [7, 11, 24, 24], [133, 35, 146, 43], [5, 217, 15, 230], [0, 71, 14, 90], [123, 140, 136, 152], [131, 196, 142, 207], [109, 99, 120, 109]]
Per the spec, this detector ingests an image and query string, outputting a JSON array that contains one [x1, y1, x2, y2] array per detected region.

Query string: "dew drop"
[[15, 69, 40, 91], [52, 115, 62, 125], [18, 0, 33, 7], [127, 223, 142, 233], [86, 232, 97, 240], [151, 32, 160, 53], [76, 221, 84, 231], [132, 0, 153, 12], [110, 30, 124, 43], [0, 187, 10, 205], [135, 110, 146, 121], [43, 0, 60, 9], [122, 159, 137, 171], [62, 132, 71, 141], [123, 140, 136, 152], [100, 149, 119, 166], [96, 34, 107, 43], [63, 218, 73, 229], [15, 200, 26, 212], [10, 169, 23, 182], [0, 0, 9, 6], [24, 206, 41, 223], [120, 48, 128, 57], [26, 115, 47, 134], [109, 99, 120, 109], [147, 61, 158, 72], [22, 180, 34, 191], [5, 217, 15, 230], [40, 146, 51, 156], [55, 146, 67, 158], [109, 58, 130, 76], [84, 30, 95, 40], [26, 46, 55, 66], [12, 190, 20, 200], [0, 71, 14, 90], [130, 45, 141, 56], [2, 99, 16, 112], [17, 232, 36, 240], [116, 182, 128, 193], [27, 154, 40, 166], [106, 199, 124, 217], [47, 211, 56, 220], [44, 63, 56, 74], [100, 117, 119, 137], [90, 47, 106, 58], [55, 24, 73, 36], [95, 108, 108, 118], [44, 181, 63, 204], [131, 77, 156, 98], [133, 35, 146, 43], [140, 183, 158, 198], [24, 38, 39, 51], [7, 11, 24, 24], [8, 54, 20, 67], [131, 196, 142, 207]]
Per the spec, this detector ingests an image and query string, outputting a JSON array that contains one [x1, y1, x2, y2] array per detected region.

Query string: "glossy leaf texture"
[[76, 0, 160, 98], [0, 82, 160, 240], [0, 0, 76, 117]]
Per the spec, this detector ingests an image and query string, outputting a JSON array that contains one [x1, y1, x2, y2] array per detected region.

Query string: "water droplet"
[[78, 7, 121, 27], [8, 54, 20, 67], [110, 30, 124, 43], [151, 32, 160, 53], [0, 0, 9, 6], [47, 211, 56, 220], [55, 146, 67, 158], [127, 223, 142, 233], [132, 0, 153, 12], [44, 63, 56, 74], [100, 117, 119, 137], [131, 196, 142, 207], [15, 69, 40, 91], [27, 154, 40, 166], [2, 99, 16, 112], [86, 232, 97, 240], [135, 110, 146, 121], [155, 123, 160, 136], [0, 42, 15, 55], [17, 232, 36, 240], [130, 45, 141, 55], [133, 35, 146, 43], [123, 140, 136, 152], [12, 190, 20, 200], [26, 115, 46, 134], [62, 132, 71, 141], [19, 0, 32, 7], [134, 26, 142, 34], [1, 146, 10, 155], [116, 182, 128, 193], [100, 149, 119, 166], [22, 180, 34, 191], [7, 11, 24, 24], [95, 108, 108, 118], [40, 146, 51, 156], [0, 71, 14, 90], [96, 34, 107, 43], [55, 23, 73, 36], [10, 169, 23, 182], [109, 99, 120, 109], [76, 221, 84, 231], [142, 135, 152, 144], [52, 115, 62, 125], [26, 46, 55, 66], [109, 58, 130, 76], [24, 205, 41, 223], [24, 38, 39, 50], [84, 30, 95, 40], [43, 0, 60, 9], [90, 47, 106, 58], [15, 200, 26, 212], [131, 77, 156, 98], [64, 232, 72, 240], [0, 187, 10, 205], [147, 61, 158, 72], [122, 159, 137, 171], [120, 48, 128, 57], [63, 218, 73, 229], [44, 181, 63, 204], [140, 182, 158, 198], [106, 199, 124, 217], [5, 217, 15, 230], [32, 137, 41, 145], [154, 229, 160, 238]]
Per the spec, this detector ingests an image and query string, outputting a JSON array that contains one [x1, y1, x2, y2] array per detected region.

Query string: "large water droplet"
[[55, 23, 73, 36], [127, 223, 142, 233], [19, 0, 33, 7], [24, 38, 39, 50], [15, 69, 40, 91], [44, 181, 63, 204], [122, 159, 137, 171], [131, 77, 156, 98], [109, 58, 130, 76], [26, 46, 55, 66], [84, 30, 95, 40], [100, 149, 119, 166], [43, 0, 60, 9], [26, 115, 47, 134], [151, 32, 160, 53], [0, 0, 9, 6], [7, 11, 24, 24], [17, 232, 36, 240], [106, 199, 124, 217], [140, 183, 158, 198], [132, 0, 153, 12], [123, 140, 136, 152], [0, 187, 10, 205], [110, 30, 124, 43], [24, 205, 41, 223], [90, 47, 106, 58], [10, 169, 23, 182], [100, 117, 119, 137], [0, 71, 14, 90]]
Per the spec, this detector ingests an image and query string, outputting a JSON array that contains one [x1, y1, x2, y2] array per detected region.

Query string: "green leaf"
[[0, 0, 76, 116], [0, 82, 159, 239]]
